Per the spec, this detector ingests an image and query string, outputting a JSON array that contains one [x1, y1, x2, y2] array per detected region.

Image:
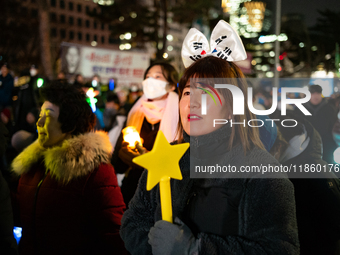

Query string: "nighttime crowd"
[[1, 20, 340, 255]]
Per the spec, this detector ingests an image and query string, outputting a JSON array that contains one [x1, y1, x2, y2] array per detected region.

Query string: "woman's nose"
[[36, 116, 44, 127], [190, 91, 201, 109]]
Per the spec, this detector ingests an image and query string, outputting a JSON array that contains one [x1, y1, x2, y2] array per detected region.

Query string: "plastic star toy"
[[133, 130, 189, 222]]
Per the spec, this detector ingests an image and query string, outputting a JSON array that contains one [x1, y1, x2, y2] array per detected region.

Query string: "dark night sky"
[[280, 0, 340, 27]]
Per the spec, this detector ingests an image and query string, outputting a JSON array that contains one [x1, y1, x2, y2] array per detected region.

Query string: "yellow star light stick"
[[132, 131, 189, 223]]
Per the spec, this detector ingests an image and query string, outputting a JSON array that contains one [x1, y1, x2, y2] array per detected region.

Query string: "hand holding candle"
[[119, 126, 146, 169], [132, 131, 189, 223], [122, 126, 142, 149]]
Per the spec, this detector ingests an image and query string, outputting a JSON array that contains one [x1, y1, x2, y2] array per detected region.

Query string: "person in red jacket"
[[11, 81, 127, 255]]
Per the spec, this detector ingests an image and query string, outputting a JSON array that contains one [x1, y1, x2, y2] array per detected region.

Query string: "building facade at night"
[[21, 0, 117, 49]]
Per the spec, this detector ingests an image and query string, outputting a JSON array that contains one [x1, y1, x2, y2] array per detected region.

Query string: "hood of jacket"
[[11, 131, 112, 184]]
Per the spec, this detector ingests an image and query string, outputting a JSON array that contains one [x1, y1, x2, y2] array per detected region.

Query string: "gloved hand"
[[148, 217, 199, 255]]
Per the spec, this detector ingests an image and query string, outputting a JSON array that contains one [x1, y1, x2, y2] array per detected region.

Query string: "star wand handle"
[[159, 176, 173, 223]]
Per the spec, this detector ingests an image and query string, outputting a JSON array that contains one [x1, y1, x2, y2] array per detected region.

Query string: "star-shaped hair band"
[[181, 20, 247, 68]]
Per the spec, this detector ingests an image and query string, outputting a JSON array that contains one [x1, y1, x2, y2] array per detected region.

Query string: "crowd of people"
[[1, 20, 340, 255]]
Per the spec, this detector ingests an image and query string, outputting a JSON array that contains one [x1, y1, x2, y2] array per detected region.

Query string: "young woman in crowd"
[[120, 20, 299, 255], [112, 62, 179, 205]]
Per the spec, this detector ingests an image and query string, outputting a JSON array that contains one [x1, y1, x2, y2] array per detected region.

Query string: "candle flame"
[[122, 126, 142, 148]]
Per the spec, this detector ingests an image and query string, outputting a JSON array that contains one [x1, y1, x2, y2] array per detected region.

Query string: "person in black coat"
[[270, 110, 340, 255], [0, 121, 18, 254], [13, 65, 41, 133], [299, 85, 338, 163], [0, 62, 14, 111], [120, 54, 299, 255]]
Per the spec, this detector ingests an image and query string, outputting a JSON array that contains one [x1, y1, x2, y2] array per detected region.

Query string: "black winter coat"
[[13, 76, 40, 132], [0, 73, 14, 109], [302, 99, 337, 163], [282, 120, 340, 255], [120, 125, 300, 255]]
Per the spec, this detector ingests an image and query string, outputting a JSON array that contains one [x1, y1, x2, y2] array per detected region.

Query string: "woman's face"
[[180, 80, 229, 136], [144, 65, 175, 100], [37, 101, 71, 148], [145, 65, 168, 82], [66, 47, 80, 73]]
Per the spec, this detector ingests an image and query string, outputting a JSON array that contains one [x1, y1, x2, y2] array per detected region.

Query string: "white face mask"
[[142, 77, 168, 99], [30, 69, 37, 77]]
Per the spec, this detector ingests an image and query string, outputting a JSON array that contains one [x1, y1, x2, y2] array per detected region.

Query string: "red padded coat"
[[11, 131, 128, 255]]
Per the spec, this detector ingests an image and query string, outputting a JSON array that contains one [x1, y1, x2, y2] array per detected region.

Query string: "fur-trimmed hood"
[[11, 131, 113, 184]]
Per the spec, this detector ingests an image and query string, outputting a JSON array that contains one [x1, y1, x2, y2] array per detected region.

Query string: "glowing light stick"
[[122, 126, 142, 149], [86, 88, 98, 112], [37, 78, 44, 88], [133, 131, 189, 223]]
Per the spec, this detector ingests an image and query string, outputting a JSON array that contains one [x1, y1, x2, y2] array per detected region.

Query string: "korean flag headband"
[[181, 20, 247, 68]]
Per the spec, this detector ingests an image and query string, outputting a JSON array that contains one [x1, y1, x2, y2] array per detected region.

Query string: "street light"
[[124, 33, 132, 40], [92, 0, 114, 5]]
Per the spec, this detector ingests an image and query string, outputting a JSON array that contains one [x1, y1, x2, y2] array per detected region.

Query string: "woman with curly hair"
[[11, 81, 128, 254]]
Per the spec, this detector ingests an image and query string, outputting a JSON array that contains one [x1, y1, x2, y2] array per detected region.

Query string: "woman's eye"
[[183, 90, 190, 96], [198, 88, 209, 94]]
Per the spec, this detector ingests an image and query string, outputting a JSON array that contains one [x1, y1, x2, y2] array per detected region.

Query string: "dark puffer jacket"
[[302, 99, 338, 163], [120, 125, 300, 254], [11, 131, 128, 255], [282, 120, 340, 255]]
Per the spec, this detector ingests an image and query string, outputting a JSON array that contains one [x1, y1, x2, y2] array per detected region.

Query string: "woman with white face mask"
[[111, 62, 179, 206]]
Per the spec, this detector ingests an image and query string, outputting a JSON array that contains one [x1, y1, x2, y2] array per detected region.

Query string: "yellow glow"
[[221, 0, 231, 13], [244, 2, 266, 32], [122, 126, 142, 148]]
